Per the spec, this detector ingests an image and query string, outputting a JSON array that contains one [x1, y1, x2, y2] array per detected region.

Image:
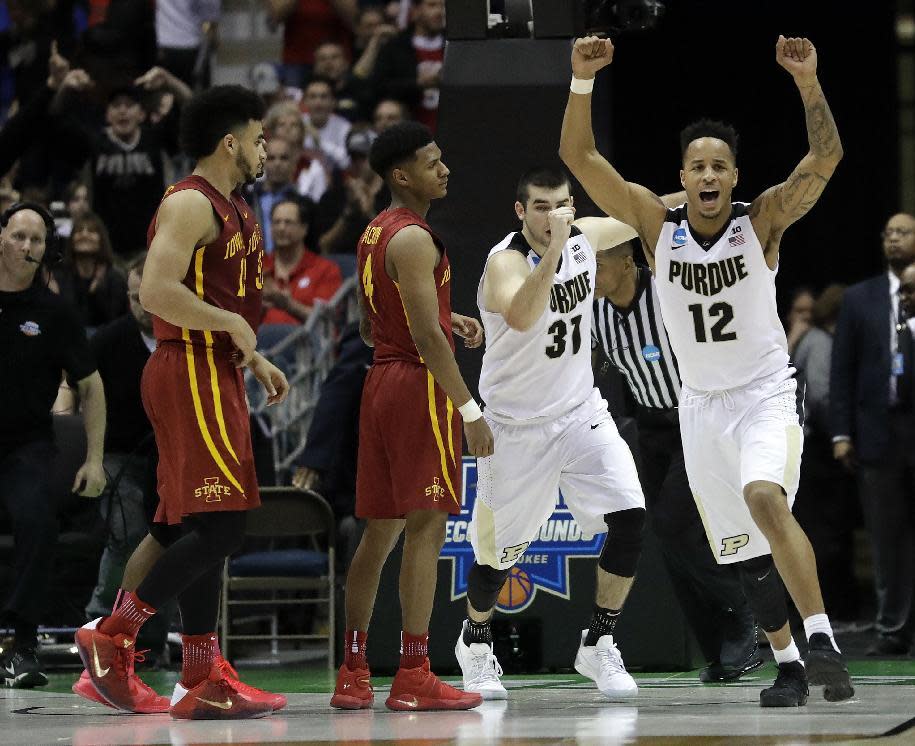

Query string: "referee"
[[592, 238, 760, 681], [0, 203, 106, 687]]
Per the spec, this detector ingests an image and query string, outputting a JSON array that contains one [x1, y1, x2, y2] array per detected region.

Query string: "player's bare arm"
[[387, 226, 493, 456], [73, 371, 107, 497], [559, 36, 667, 262], [248, 352, 290, 406], [357, 286, 374, 347], [484, 206, 575, 331], [750, 36, 843, 267], [139, 188, 257, 363]]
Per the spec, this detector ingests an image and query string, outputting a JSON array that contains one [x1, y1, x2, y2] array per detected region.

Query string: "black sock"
[[463, 618, 492, 646], [585, 605, 621, 646]]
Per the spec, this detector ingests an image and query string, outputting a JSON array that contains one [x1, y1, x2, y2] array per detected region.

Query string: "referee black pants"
[[0, 440, 59, 639], [635, 408, 752, 662]]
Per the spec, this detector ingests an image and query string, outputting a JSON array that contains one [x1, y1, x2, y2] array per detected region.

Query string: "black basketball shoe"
[[1, 646, 48, 688], [759, 660, 808, 707], [804, 632, 855, 702]]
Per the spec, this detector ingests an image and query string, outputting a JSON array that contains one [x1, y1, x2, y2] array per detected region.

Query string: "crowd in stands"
[[0, 0, 913, 677]]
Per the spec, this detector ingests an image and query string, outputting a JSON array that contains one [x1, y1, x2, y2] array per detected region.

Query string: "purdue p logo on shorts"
[[720, 533, 750, 557], [500, 542, 529, 565]]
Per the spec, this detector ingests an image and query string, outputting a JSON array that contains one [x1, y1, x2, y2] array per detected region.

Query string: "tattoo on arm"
[[776, 168, 829, 221], [799, 82, 841, 160]]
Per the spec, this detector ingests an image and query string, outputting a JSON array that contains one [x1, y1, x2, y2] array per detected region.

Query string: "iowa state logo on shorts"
[[441, 458, 602, 614]]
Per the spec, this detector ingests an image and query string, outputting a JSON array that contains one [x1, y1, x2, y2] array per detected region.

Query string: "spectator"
[[373, 0, 445, 132], [302, 75, 351, 170], [250, 61, 292, 110], [351, 5, 397, 82], [315, 128, 387, 256], [792, 284, 859, 621], [292, 321, 373, 569], [83, 254, 157, 628], [830, 212, 915, 655], [266, 0, 357, 88], [52, 66, 192, 259], [49, 211, 128, 330], [264, 99, 329, 203], [67, 178, 92, 217], [248, 138, 301, 254], [0, 203, 106, 688], [784, 285, 814, 356], [155, 0, 221, 90], [261, 197, 342, 326], [312, 40, 373, 122], [372, 97, 408, 134]]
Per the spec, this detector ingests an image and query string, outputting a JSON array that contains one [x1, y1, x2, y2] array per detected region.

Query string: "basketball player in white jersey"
[[454, 168, 647, 701], [560, 36, 853, 707]]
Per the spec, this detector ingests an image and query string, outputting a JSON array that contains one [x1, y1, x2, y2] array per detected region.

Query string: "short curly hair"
[[179, 85, 265, 160], [679, 119, 739, 162], [368, 121, 433, 180]]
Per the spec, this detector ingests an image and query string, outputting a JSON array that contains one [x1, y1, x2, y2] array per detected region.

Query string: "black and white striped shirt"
[[591, 265, 681, 410]]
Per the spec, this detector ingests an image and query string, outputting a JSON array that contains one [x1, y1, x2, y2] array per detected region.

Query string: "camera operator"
[[0, 203, 106, 688]]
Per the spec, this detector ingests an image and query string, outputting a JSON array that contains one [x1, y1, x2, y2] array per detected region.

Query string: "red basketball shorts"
[[141, 341, 260, 525], [356, 361, 463, 519]]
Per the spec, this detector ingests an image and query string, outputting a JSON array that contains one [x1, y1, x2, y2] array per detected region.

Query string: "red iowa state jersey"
[[357, 207, 454, 364], [148, 175, 264, 351]]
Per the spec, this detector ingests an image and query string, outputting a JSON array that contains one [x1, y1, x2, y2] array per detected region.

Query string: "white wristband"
[[458, 399, 483, 423], [570, 76, 595, 95]]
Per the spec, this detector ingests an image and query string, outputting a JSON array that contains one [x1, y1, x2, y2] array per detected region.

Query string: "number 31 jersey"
[[478, 227, 596, 422], [653, 203, 789, 392]]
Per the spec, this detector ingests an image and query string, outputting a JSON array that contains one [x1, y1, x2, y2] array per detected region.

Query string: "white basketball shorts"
[[678, 367, 805, 565], [470, 388, 645, 570]]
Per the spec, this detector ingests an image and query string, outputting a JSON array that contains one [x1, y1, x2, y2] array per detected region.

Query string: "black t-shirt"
[[89, 313, 153, 454], [0, 284, 97, 451]]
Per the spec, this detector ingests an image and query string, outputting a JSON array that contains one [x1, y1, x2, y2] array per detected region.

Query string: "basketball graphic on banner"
[[496, 567, 534, 612]]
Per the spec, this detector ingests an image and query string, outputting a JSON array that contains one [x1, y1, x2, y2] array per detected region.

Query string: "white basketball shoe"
[[574, 630, 638, 700], [455, 621, 508, 700]]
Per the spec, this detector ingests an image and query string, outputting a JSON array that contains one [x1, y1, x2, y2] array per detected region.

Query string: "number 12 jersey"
[[653, 203, 790, 392]]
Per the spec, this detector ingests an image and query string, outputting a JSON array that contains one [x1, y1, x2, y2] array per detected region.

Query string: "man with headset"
[[0, 202, 106, 687]]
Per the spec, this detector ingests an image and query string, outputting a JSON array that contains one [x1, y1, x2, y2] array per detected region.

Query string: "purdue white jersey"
[[478, 227, 596, 421], [653, 203, 790, 392]]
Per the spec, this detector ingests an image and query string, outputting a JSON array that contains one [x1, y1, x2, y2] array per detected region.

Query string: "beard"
[[236, 150, 260, 186], [887, 253, 914, 273]]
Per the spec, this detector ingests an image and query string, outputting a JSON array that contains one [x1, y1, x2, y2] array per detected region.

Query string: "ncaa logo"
[[642, 344, 661, 362], [672, 227, 687, 248]]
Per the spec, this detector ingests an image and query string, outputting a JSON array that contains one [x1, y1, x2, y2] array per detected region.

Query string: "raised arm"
[[574, 192, 686, 254], [139, 189, 257, 363], [484, 206, 575, 331], [558, 36, 666, 245], [749, 36, 843, 262]]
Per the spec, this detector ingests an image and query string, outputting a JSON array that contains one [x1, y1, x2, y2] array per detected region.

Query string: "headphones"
[[0, 200, 63, 266]]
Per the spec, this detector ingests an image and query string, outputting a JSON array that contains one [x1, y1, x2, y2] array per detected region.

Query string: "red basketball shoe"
[[215, 653, 287, 711], [330, 664, 374, 709], [169, 665, 273, 720], [72, 646, 169, 713], [75, 619, 162, 713], [385, 658, 482, 711]]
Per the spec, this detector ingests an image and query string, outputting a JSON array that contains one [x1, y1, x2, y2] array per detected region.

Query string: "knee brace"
[[737, 555, 788, 633], [598, 507, 646, 577], [467, 563, 511, 614]]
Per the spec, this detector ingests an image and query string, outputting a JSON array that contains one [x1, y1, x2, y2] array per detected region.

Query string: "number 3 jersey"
[[653, 203, 790, 392], [478, 227, 596, 422]]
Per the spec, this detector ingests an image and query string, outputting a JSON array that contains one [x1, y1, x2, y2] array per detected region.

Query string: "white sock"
[[803, 613, 839, 652], [772, 638, 801, 665]]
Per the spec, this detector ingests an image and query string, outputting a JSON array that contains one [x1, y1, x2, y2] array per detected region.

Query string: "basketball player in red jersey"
[[74, 85, 289, 720], [330, 122, 493, 711]]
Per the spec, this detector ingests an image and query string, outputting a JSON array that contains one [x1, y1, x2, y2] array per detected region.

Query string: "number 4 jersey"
[[478, 227, 596, 422], [653, 203, 790, 392]]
